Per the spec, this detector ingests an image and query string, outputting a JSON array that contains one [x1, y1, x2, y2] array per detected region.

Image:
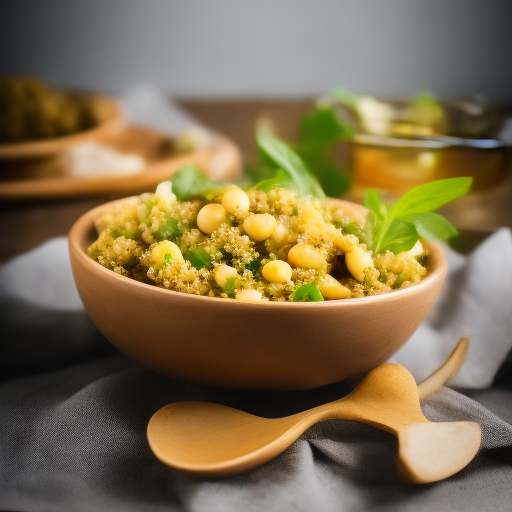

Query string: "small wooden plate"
[[0, 93, 124, 160], [0, 126, 242, 200]]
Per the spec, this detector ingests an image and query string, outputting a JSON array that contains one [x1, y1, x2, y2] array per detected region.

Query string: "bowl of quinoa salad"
[[85, 183, 430, 302], [69, 176, 447, 390]]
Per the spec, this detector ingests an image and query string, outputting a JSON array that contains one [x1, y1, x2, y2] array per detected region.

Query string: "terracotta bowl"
[[69, 198, 447, 391]]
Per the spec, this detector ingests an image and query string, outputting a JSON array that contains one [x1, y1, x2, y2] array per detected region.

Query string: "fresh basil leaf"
[[403, 212, 458, 241], [299, 106, 354, 149], [245, 161, 278, 185], [187, 247, 213, 270], [373, 177, 472, 253], [296, 106, 353, 197], [169, 165, 229, 201], [364, 189, 387, 221], [362, 211, 380, 251], [388, 177, 473, 219], [290, 283, 324, 302], [377, 219, 418, 255], [254, 169, 294, 193], [222, 277, 238, 297], [298, 150, 351, 198], [256, 133, 326, 203], [154, 217, 181, 242]]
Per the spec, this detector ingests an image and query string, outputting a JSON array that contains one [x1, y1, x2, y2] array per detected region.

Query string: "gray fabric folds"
[[1, 89, 512, 510], [1, 355, 511, 512]]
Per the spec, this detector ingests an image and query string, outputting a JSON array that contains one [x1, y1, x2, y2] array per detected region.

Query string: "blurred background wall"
[[1, 0, 511, 102]]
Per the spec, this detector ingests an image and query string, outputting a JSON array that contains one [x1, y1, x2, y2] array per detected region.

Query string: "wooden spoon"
[[148, 337, 480, 483]]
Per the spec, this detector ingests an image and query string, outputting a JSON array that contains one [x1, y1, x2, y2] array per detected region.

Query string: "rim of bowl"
[[69, 197, 447, 310], [0, 93, 124, 160]]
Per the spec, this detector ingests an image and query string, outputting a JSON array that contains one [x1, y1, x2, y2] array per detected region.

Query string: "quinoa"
[[88, 183, 429, 302]]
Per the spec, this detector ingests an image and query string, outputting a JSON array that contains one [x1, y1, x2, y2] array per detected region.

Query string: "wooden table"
[[1, 99, 511, 262]]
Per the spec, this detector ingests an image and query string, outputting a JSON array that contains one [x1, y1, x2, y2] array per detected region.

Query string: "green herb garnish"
[[145, 199, 155, 214], [363, 177, 472, 254], [187, 247, 213, 270], [154, 217, 182, 242], [252, 169, 294, 194], [246, 257, 261, 275], [164, 253, 172, 264], [222, 277, 238, 297], [290, 283, 324, 302], [297, 106, 353, 197], [255, 133, 326, 203], [169, 165, 229, 201]]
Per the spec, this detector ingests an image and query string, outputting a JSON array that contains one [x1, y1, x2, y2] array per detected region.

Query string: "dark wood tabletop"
[[1, 99, 511, 263]]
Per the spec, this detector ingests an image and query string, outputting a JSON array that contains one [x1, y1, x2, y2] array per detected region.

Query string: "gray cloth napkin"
[[392, 227, 512, 388], [1, 230, 512, 512]]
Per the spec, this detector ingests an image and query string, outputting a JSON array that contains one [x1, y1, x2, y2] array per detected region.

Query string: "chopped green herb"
[[169, 165, 229, 201], [290, 283, 324, 302], [164, 253, 172, 264], [187, 247, 213, 270], [340, 220, 371, 246], [154, 217, 181, 242], [362, 177, 472, 254], [145, 200, 155, 214], [246, 257, 261, 274], [222, 277, 238, 297]]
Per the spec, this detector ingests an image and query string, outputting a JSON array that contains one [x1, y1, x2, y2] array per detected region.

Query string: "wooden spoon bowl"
[[147, 345, 481, 482]]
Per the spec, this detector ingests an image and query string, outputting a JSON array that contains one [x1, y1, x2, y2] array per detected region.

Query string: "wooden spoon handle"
[[417, 336, 470, 401]]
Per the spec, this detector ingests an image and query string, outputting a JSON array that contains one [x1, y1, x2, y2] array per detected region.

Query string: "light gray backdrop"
[[0, 0, 511, 101]]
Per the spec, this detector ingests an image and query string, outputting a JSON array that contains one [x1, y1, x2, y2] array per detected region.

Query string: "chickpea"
[[214, 264, 238, 288], [197, 203, 226, 234], [332, 232, 359, 254], [222, 188, 250, 214], [150, 240, 184, 267], [271, 222, 288, 244], [345, 246, 375, 282], [262, 260, 292, 283], [243, 214, 277, 241], [235, 289, 263, 303], [300, 204, 324, 229], [318, 275, 351, 299], [287, 243, 326, 270]]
